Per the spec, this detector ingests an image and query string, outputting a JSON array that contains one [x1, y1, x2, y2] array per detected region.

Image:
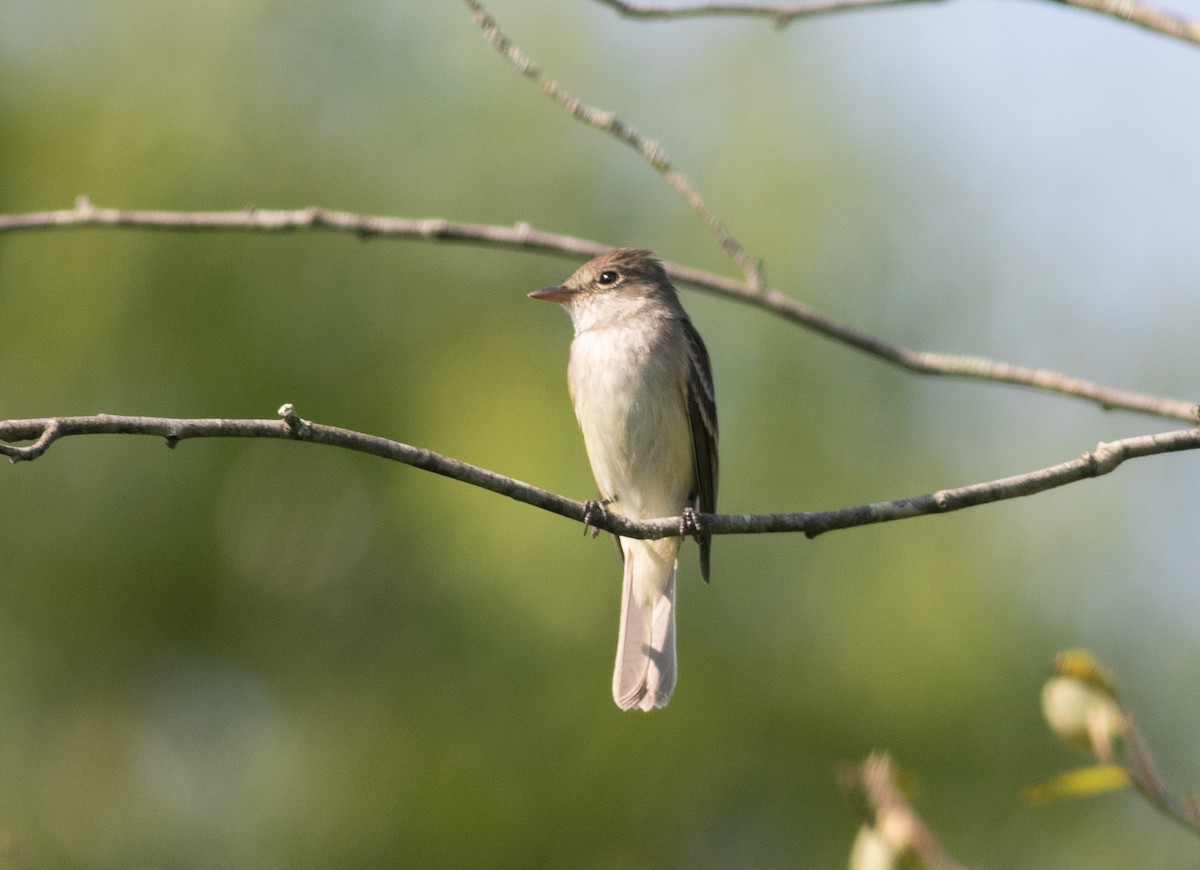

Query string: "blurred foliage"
[[2, 1, 1200, 867]]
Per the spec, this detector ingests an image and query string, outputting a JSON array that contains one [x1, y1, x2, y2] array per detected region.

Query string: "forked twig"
[[462, 0, 766, 291], [593, 0, 1200, 47]]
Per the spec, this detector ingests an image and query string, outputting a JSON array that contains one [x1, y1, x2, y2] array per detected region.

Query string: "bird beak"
[[529, 284, 573, 302]]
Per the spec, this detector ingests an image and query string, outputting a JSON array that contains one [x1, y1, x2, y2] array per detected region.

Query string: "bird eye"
[[597, 270, 619, 286]]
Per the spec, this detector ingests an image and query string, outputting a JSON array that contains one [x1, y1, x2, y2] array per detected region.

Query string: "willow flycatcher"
[[530, 249, 718, 711]]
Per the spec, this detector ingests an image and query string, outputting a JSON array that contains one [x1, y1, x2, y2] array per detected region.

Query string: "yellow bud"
[[1052, 649, 1117, 696]]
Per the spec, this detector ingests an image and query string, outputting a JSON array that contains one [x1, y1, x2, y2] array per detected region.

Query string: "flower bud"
[[1041, 650, 1127, 760]]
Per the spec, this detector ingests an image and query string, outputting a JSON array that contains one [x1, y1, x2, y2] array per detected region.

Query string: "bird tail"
[[612, 537, 679, 711]]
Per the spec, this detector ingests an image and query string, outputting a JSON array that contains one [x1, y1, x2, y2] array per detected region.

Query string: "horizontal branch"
[[594, 0, 930, 24], [594, 0, 1200, 49], [3, 200, 1194, 424], [3, 409, 1197, 541], [1054, 0, 1200, 47], [0, 407, 601, 528], [0, 197, 611, 259]]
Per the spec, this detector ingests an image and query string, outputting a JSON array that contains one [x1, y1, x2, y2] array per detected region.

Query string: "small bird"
[[530, 249, 718, 711]]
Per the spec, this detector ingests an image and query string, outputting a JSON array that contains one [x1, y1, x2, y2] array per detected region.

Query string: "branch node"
[[419, 218, 450, 239], [1091, 441, 1127, 475], [278, 403, 312, 437], [2, 420, 61, 463]]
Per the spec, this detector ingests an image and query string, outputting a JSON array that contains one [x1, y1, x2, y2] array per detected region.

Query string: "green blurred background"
[[2, 2, 1199, 866]]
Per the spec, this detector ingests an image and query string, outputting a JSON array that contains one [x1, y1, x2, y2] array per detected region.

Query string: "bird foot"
[[680, 506, 704, 542], [582, 496, 615, 538]]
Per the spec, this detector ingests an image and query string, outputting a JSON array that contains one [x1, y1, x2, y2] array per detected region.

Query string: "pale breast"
[[567, 321, 695, 521]]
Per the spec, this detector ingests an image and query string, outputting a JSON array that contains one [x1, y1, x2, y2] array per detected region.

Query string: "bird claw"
[[680, 506, 704, 542], [582, 497, 614, 539]]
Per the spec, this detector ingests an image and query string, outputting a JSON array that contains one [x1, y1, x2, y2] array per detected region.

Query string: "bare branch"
[[0, 197, 610, 260], [594, 0, 1200, 48], [594, 0, 931, 24], [1054, 0, 1200, 47], [3, 201, 1194, 424], [461, 0, 766, 291], [0, 409, 594, 529], [727, 426, 1200, 538], [667, 259, 1200, 423], [3, 411, 1198, 541]]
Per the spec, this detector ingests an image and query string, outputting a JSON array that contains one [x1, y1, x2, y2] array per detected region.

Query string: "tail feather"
[[612, 538, 678, 711]]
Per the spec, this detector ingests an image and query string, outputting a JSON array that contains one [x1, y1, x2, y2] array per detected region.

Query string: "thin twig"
[[593, 0, 1200, 47], [665, 260, 1200, 423], [1052, 0, 1200, 46], [594, 0, 932, 25], [0, 197, 610, 260], [0, 410, 594, 526], [3, 411, 1198, 540], [461, 0, 765, 291], [1123, 717, 1200, 837], [3, 201, 1194, 424]]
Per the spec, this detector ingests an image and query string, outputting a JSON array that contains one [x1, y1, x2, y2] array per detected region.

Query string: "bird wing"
[[683, 318, 718, 583]]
